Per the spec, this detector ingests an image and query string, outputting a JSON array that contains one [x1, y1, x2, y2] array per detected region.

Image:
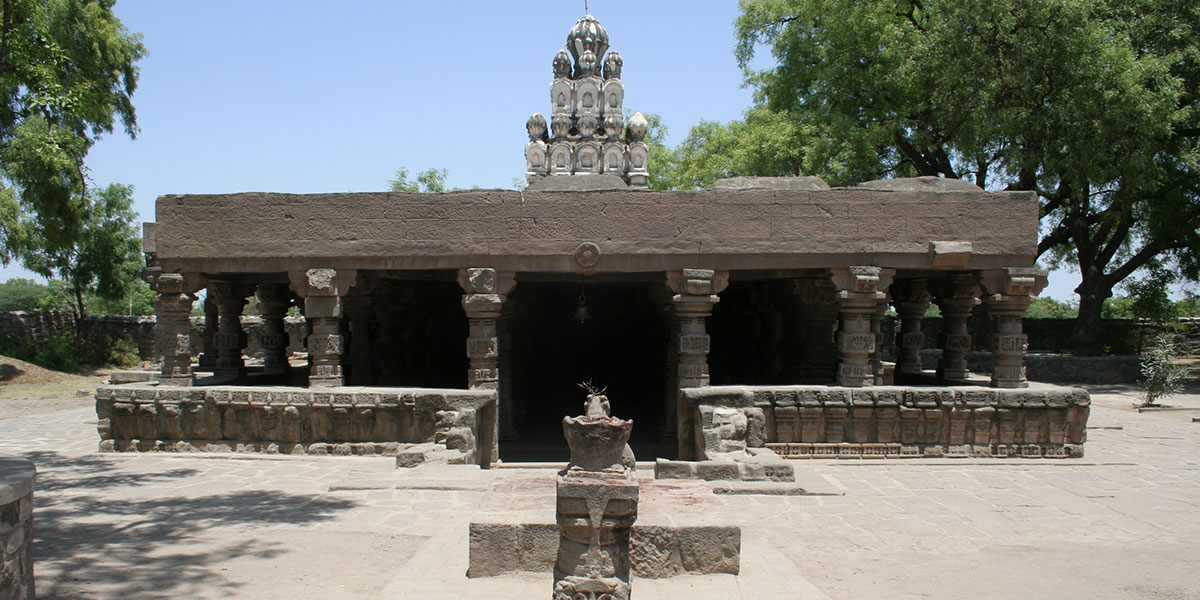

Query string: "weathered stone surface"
[[153, 187, 1038, 274], [682, 384, 1090, 459], [711, 176, 830, 191], [526, 174, 629, 191], [95, 385, 496, 466], [858, 176, 984, 192], [468, 475, 740, 579], [0, 456, 35, 600]]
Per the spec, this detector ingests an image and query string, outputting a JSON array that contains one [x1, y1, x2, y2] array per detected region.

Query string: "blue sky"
[[3, 0, 1092, 300]]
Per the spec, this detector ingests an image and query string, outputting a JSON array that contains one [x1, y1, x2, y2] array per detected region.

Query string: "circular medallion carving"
[[574, 242, 601, 268]]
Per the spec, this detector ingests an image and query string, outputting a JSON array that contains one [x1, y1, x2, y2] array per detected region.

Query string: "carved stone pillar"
[[197, 293, 218, 371], [291, 268, 357, 388], [891, 279, 933, 374], [256, 283, 291, 376], [981, 268, 1048, 388], [667, 269, 728, 388], [207, 280, 253, 382], [153, 273, 198, 386], [458, 268, 515, 390], [932, 273, 981, 381], [871, 297, 890, 385], [830, 267, 894, 387], [459, 268, 514, 466]]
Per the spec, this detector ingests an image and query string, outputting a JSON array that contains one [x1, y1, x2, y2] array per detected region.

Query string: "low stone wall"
[[680, 384, 1090, 460], [911, 316, 1200, 356], [0, 310, 156, 360], [96, 385, 497, 467], [0, 456, 35, 600], [918, 350, 1142, 384]]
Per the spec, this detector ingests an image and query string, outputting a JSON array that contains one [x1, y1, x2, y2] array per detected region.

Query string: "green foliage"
[[1101, 297, 1135, 319], [0, 0, 146, 260], [0, 278, 48, 311], [0, 327, 139, 371], [1025, 297, 1078, 319], [17, 183, 143, 320], [734, 0, 1200, 355], [388, 167, 454, 193], [1139, 333, 1190, 407], [86, 277, 153, 316]]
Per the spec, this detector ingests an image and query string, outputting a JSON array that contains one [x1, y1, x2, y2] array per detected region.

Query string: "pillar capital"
[[289, 268, 359, 299], [979, 267, 1048, 302]]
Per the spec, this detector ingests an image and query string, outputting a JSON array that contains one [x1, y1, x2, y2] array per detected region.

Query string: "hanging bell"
[[575, 289, 591, 324]]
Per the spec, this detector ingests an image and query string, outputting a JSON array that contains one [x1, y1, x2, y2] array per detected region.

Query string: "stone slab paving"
[[0, 388, 1196, 599]]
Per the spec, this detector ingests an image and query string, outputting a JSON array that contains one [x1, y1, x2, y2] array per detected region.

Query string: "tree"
[[0, 277, 47, 311], [735, 0, 1200, 355], [18, 182, 142, 322], [388, 167, 452, 193], [0, 0, 145, 261]]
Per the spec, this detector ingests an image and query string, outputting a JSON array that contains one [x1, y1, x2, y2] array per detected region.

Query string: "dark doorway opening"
[[505, 279, 670, 462]]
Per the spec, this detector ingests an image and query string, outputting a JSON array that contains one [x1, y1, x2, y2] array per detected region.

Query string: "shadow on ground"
[[16, 450, 361, 599]]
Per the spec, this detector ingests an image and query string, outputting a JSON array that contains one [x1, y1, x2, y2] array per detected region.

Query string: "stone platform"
[[468, 472, 740, 579]]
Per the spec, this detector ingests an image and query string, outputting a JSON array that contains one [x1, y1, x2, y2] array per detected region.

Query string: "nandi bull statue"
[[553, 382, 639, 600]]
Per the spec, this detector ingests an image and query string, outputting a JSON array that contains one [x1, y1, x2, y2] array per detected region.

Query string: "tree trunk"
[[72, 283, 86, 338], [1070, 274, 1113, 356]]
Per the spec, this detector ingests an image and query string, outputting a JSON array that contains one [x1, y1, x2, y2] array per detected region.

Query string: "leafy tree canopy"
[[0, 0, 145, 258], [388, 167, 454, 193], [728, 0, 1200, 354]]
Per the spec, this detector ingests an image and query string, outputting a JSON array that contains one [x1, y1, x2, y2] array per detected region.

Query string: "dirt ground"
[[0, 355, 108, 419]]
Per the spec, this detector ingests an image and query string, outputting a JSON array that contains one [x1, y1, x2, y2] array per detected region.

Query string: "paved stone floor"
[[0, 387, 1197, 599]]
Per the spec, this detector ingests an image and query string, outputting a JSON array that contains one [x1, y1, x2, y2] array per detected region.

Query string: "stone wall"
[[0, 310, 156, 360], [917, 350, 1142, 385], [910, 316, 1200, 356], [96, 385, 496, 466], [679, 385, 1090, 460], [0, 456, 35, 600]]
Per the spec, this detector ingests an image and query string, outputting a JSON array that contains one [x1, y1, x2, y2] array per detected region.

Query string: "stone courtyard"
[[1, 383, 1196, 599]]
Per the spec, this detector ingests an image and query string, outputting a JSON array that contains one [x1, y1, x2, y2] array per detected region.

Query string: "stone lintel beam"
[[931, 272, 982, 381], [829, 267, 894, 387], [153, 272, 203, 386], [981, 267, 1048, 389], [890, 279, 933, 374]]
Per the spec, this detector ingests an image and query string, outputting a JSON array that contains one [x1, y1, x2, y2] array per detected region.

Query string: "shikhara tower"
[[525, 14, 649, 187]]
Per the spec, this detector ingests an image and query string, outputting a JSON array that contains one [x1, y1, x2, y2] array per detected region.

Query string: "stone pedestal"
[[0, 456, 36, 600], [830, 267, 893, 387], [933, 273, 981, 381], [555, 400, 638, 600], [982, 268, 1048, 388], [154, 273, 197, 386]]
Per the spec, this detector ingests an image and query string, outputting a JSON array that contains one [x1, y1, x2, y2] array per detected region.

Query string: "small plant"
[[1138, 333, 1190, 408]]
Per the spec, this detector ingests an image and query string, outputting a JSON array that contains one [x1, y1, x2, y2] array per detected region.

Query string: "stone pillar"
[[291, 268, 357, 388], [459, 268, 515, 465], [207, 280, 252, 382], [197, 293, 218, 371], [256, 283, 291, 376], [667, 269, 728, 388], [871, 297, 890, 385], [668, 269, 726, 460], [153, 273, 197, 386], [932, 273, 981, 381], [891, 278, 933, 374], [830, 267, 894, 387], [981, 268, 1048, 388]]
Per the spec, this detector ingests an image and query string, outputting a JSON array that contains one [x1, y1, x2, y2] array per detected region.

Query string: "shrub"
[[1139, 333, 1190, 407]]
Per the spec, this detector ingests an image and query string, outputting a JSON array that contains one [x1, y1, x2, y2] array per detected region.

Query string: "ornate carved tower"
[[526, 14, 649, 187]]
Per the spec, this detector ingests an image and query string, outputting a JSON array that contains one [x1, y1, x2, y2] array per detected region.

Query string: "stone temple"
[[98, 15, 1090, 471]]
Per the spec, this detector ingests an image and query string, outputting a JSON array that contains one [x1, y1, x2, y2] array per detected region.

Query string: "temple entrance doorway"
[[504, 277, 671, 462]]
